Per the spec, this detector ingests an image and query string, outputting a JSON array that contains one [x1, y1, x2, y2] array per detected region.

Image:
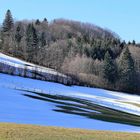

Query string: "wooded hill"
[[0, 10, 140, 93]]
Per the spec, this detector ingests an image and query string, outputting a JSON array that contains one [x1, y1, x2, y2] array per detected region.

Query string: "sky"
[[0, 0, 140, 42]]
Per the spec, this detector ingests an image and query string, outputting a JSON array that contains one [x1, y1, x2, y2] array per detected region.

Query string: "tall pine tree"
[[119, 47, 135, 91], [15, 24, 22, 43], [1, 10, 14, 54], [14, 23, 23, 56], [2, 9, 14, 32], [26, 23, 39, 62], [40, 32, 46, 47], [103, 51, 117, 83]]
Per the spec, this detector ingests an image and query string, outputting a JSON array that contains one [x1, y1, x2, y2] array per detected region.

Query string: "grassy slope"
[[0, 123, 140, 140]]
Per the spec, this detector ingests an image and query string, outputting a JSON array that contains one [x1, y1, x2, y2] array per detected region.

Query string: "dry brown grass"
[[0, 123, 140, 140]]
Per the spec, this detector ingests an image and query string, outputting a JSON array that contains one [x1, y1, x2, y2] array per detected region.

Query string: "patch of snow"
[[0, 73, 140, 132], [0, 53, 67, 77]]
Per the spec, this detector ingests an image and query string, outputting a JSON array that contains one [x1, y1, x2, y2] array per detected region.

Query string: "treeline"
[[0, 10, 140, 93]]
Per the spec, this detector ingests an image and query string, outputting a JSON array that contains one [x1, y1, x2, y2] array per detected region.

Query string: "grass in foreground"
[[0, 123, 140, 140]]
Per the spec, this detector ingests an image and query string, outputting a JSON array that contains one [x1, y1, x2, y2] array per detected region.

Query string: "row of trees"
[[0, 10, 139, 93]]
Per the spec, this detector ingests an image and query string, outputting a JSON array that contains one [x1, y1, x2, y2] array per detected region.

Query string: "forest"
[[0, 10, 140, 93]]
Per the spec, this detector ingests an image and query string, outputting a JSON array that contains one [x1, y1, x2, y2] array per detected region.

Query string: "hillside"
[[0, 10, 140, 93]]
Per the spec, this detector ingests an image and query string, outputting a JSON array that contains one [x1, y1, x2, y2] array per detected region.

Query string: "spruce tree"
[[14, 23, 23, 56], [2, 9, 14, 32], [40, 32, 46, 47], [103, 51, 117, 83], [43, 18, 48, 22], [132, 40, 136, 45], [42, 18, 48, 25], [15, 24, 22, 43], [26, 24, 39, 62], [35, 19, 41, 25], [119, 47, 135, 90]]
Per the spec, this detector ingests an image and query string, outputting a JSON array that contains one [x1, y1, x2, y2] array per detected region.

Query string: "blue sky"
[[0, 0, 140, 42]]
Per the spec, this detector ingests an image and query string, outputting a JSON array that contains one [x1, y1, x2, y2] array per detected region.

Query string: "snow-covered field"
[[0, 53, 140, 132], [0, 73, 140, 132], [0, 53, 73, 85], [0, 53, 63, 76]]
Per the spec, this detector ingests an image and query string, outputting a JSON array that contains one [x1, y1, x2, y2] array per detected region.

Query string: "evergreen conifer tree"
[[119, 47, 135, 90], [103, 51, 117, 83], [14, 24, 22, 56], [2, 9, 14, 32], [40, 32, 46, 47], [15, 24, 22, 43], [26, 24, 39, 62], [35, 19, 41, 25]]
